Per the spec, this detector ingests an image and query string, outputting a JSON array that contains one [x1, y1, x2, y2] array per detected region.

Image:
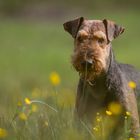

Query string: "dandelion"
[[108, 102, 122, 115], [49, 72, 61, 86], [25, 98, 31, 105], [0, 128, 8, 138], [106, 110, 112, 116], [19, 112, 27, 121], [126, 111, 131, 116], [128, 81, 136, 89]]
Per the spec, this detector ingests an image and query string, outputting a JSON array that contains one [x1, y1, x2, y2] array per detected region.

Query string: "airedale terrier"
[[63, 17, 140, 139]]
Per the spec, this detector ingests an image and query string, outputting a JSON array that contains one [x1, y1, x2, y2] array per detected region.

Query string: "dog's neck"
[[107, 44, 117, 70]]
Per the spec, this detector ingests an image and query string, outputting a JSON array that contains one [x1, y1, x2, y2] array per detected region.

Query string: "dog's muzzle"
[[81, 59, 93, 70]]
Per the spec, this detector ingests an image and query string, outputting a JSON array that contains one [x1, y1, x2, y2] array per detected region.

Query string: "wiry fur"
[[63, 17, 140, 139]]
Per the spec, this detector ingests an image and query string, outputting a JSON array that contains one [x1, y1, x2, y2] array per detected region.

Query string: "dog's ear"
[[103, 19, 125, 43], [63, 17, 84, 38]]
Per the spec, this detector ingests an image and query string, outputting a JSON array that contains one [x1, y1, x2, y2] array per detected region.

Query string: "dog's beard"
[[72, 57, 104, 81], [81, 60, 103, 81]]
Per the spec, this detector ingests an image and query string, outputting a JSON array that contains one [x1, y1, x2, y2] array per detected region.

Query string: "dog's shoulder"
[[118, 63, 140, 88], [118, 63, 140, 79]]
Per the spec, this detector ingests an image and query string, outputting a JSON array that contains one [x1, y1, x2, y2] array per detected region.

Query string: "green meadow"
[[0, 10, 140, 139]]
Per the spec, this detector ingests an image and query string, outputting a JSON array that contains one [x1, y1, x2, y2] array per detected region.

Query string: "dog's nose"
[[81, 59, 93, 69]]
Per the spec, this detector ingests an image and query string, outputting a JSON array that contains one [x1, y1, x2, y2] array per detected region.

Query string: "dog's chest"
[[86, 83, 107, 100], [86, 80, 117, 105]]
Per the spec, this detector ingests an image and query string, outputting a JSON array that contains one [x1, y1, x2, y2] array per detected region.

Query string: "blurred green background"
[[0, 0, 140, 139]]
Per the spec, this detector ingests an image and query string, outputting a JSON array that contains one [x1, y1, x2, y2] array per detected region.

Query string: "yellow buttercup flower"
[[19, 113, 27, 121], [126, 111, 131, 116], [93, 127, 98, 132], [108, 102, 122, 115], [96, 117, 101, 122], [0, 128, 8, 138], [106, 110, 112, 116], [25, 98, 31, 105], [96, 115, 102, 122], [49, 72, 61, 86], [128, 81, 136, 89], [125, 116, 127, 119]]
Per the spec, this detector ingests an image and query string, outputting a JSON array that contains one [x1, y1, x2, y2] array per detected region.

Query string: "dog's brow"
[[93, 31, 106, 39], [77, 30, 88, 37]]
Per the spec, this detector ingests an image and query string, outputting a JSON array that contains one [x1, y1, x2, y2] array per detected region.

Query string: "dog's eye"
[[77, 35, 88, 43], [97, 38, 105, 44], [77, 36, 83, 42]]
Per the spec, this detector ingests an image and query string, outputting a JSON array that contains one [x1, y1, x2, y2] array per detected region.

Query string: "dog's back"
[[119, 63, 140, 93]]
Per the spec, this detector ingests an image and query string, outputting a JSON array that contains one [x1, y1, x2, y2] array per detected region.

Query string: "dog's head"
[[63, 17, 124, 81]]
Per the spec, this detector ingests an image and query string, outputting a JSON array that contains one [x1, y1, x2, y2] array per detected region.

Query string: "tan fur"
[[72, 21, 110, 81]]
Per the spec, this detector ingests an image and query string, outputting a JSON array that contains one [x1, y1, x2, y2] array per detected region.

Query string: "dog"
[[63, 17, 140, 139]]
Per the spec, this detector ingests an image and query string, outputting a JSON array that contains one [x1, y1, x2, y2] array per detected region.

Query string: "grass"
[[0, 10, 140, 140]]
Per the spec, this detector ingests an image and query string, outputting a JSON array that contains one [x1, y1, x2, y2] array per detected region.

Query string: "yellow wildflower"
[[128, 81, 136, 89], [31, 105, 38, 112], [96, 118, 101, 122], [0, 128, 8, 138], [126, 111, 131, 116], [108, 102, 122, 115], [129, 138, 135, 140], [125, 116, 127, 119], [25, 98, 31, 105], [93, 127, 98, 132], [96, 116, 102, 122], [49, 72, 61, 86], [19, 113, 27, 121], [106, 110, 112, 116]]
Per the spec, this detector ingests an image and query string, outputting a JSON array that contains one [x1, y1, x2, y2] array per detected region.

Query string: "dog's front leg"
[[119, 88, 140, 138]]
